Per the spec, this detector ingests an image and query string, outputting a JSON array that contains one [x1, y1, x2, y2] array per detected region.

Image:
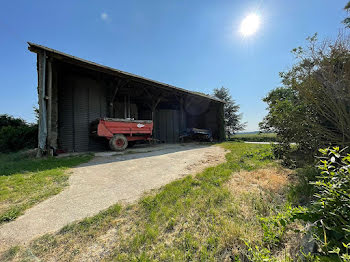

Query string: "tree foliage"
[[343, 1, 350, 28], [260, 33, 350, 158], [0, 114, 27, 130], [0, 114, 37, 153], [213, 87, 245, 135], [259, 87, 321, 152]]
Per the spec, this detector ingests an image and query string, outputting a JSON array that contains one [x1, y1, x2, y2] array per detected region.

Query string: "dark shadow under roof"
[[28, 42, 224, 103]]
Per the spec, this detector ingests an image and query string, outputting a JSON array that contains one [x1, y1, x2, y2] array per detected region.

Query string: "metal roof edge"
[[27, 42, 225, 103]]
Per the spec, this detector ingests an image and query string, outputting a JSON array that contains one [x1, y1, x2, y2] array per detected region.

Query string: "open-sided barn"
[[28, 43, 225, 154]]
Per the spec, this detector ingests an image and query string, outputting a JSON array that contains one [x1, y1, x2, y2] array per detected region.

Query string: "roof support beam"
[[109, 79, 129, 117]]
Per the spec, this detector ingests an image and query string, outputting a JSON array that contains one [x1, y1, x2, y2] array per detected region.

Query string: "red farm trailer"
[[91, 118, 153, 151]]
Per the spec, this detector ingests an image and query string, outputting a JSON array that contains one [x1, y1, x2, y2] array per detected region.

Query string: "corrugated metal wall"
[[57, 72, 221, 151], [88, 79, 107, 151], [58, 74, 107, 152], [204, 103, 219, 139], [73, 84, 89, 152], [154, 109, 180, 143], [58, 76, 74, 152]]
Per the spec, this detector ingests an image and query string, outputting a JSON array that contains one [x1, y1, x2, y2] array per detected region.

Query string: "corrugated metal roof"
[[28, 42, 225, 103]]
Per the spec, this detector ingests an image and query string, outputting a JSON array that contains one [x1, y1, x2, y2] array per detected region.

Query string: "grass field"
[[231, 133, 277, 142], [0, 152, 92, 225], [1, 142, 308, 261]]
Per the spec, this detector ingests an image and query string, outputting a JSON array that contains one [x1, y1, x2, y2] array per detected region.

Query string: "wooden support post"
[[109, 102, 113, 118], [51, 64, 58, 150], [151, 97, 161, 120], [151, 97, 161, 138], [124, 96, 127, 119], [47, 60, 53, 155], [37, 51, 48, 157], [109, 79, 121, 117], [141, 86, 161, 119], [128, 95, 131, 118]]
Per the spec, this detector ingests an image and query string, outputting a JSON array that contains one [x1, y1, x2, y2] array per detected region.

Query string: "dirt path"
[[0, 144, 226, 250]]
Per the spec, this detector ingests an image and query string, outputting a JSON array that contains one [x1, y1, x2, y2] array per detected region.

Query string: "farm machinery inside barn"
[[91, 118, 153, 151]]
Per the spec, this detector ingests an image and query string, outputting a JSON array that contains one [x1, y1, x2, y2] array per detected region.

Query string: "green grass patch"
[[6, 142, 294, 261], [0, 246, 20, 262], [231, 132, 277, 142], [0, 153, 92, 224]]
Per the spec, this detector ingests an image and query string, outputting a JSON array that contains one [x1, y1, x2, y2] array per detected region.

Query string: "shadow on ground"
[[82, 143, 215, 167], [0, 153, 91, 177], [0, 143, 215, 176]]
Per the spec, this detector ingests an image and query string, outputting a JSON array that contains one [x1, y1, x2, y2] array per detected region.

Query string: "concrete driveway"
[[0, 144, 226, 250]]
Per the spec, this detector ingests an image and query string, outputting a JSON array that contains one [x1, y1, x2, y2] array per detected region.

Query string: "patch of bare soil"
[[185, 149, 227, 174], [226, 167, 294, 195], [226, 167, 302, 259]]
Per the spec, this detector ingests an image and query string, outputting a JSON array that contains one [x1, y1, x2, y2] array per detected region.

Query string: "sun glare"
[[239, 13, 261, 36]]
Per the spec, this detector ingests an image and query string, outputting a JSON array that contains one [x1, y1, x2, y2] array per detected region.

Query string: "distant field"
[[230, 132, 277, 142]]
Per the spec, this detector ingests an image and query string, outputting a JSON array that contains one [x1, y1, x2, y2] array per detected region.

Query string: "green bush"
[[272, 143, 315, 168], [244, 241, 278, 262], [294, 147, 350, 255], [259, 205, 294, 248], [0, 114, 37, 153], [288, 166, 318, 205], [0, 114, 27, 129]]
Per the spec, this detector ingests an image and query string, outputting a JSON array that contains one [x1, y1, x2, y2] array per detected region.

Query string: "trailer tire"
[[109, 134, 128, 151]]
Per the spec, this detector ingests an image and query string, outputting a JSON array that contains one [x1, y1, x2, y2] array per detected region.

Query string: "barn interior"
[[28, 43, 225, 153]]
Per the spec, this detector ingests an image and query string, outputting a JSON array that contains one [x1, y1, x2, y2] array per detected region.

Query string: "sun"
[[239, 13, 261, 36]]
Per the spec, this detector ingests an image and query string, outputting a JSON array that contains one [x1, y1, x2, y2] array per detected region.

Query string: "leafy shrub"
[[288, 167, 319, 205], [272, 143, 316, 169], [0, 114, 37, 153], [0, 114, 27, 129], [271, 143, 296, 168], [293, 147, 350, 255], [244, 241, 278, 262], [259, 205, 294, 248], [330, 243, 350, 262]]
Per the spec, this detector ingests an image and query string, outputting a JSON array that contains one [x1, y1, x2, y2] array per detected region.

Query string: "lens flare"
[[239, 13, 261, 36]]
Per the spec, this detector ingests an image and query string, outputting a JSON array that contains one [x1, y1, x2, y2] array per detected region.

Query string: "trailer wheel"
[[109, 134, 128, 151]]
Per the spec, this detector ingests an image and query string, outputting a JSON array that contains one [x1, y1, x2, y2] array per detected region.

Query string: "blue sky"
[[0, 0, 347, 131]]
